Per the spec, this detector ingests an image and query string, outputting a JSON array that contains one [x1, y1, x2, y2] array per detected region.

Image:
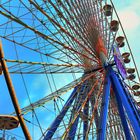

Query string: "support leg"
[[67, 82, 88, 140], [0, 41, 31, 140], [114, 89, 132, 140], [97, 71, 111, 140], [44, 87, 77, 140], [110, 66, 140, 138]]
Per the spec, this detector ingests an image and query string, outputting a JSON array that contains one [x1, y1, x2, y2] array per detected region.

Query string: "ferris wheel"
[[0, 0, 140, 140]]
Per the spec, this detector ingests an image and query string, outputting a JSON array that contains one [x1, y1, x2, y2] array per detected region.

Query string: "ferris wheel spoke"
[[85, 76, 105, 139], [65, 0, 90, 38], [13, 70, 102, 116], [11, 77, 82, 115], [6, 59, 84, 74], [46, 0, 95, 53], [61, 75, 103, 139], [56, 0, 97, 55], [19, 0, 88, 64], [0, 11, 98, 65], [29, 0, 97, 59], [0, 1, 101, 65], [64, 0, 99, 59]]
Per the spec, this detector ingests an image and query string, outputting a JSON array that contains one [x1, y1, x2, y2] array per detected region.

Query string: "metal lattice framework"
[[0, 0, 140, 140]]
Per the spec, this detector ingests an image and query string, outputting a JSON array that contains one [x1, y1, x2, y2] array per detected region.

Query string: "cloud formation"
[[117, 1, 140, 32]]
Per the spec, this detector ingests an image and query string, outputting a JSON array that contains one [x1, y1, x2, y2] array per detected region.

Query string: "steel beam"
[[115, 88, 132, 140], [0, 41, 31, 140], [67, 82, 88, 140], [83, 100, 89, 140], [110, 66, 140, 138], [43, 87, 77, 140], [67, 117, 80, 140], [97, 71, 111, 140]]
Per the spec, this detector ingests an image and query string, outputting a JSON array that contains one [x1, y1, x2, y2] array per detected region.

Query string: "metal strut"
[[0, 42, 32, 140], [67, 81, 88, 140], [114, 86, 132, 140], [97, 70, 111, 140], [83, 100, 89, 140], [43, 87, 78, 140], [109, 66, 140, 139]]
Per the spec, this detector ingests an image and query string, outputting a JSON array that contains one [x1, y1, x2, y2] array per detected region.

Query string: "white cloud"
[[118, 10, 140, 31], [117, 1, 140, 31]]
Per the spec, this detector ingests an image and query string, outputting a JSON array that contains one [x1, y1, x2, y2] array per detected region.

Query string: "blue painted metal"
[[109, 66, 140, 138], [67, 116, 80, 140], [114, 87, 132, 140], [68, 82, 88, 139], [43, 87, 78, 140], [97, 70, 111, 140], [89, 95, 99, 137], [83, 100, 89, 140], [119, 80, 140, 123]]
